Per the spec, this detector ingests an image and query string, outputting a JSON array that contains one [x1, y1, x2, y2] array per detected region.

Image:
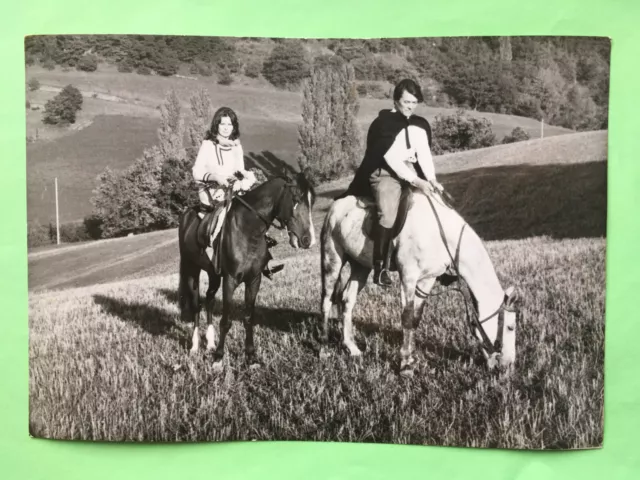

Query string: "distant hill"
[[27, 129, 607, 292], [25, 66, 574, 225]]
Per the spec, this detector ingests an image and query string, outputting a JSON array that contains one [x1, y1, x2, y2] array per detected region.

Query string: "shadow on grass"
[[91, 287, 316, 340], [354, 319, 482, 367], [95, 288, 482, 372], [92, 294, 190, 350]]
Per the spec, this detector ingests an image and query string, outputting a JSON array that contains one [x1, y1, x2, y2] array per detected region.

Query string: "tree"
[[262, 41, 310, 89], [42, 84, 83, 125], [499, 37, 513, 63], [502, 127, 531, 144], [186, 88, 214, 160], [76, 54, 98, 72], [89, 89, 190, 237], [155, 156, 199, 228], [439, 40, 504, 111], [27, 78, 40, 91], [298, 62, 361, 182], [432, 109, 496, 154], [153, 48, 180, 76], [244, 61, 261, 78], [558, 84, 600, 131], [217, 67, 233, 85], [153, 89, 194, 227], [157, 89, 185, 162], [89, 148, 165, 238]]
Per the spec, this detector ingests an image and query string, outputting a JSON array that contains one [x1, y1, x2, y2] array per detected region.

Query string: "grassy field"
[[28, 129, 607, 448], [25, 65, 574, 224], [28, 236, 605, 448]]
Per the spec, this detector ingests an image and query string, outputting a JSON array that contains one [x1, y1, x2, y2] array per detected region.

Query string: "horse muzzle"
[[288, 231, 312, 249]]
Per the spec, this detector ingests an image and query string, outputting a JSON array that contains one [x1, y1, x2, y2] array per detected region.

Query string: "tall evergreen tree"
[[298, 62, 361, 182], [157, 89, 185, 162]]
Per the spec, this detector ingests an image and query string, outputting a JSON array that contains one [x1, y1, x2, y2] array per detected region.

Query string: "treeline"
[[25, 35, 610, 130]]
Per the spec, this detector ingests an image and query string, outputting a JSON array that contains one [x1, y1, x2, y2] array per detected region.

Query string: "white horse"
[[319, 184, 521, 376]]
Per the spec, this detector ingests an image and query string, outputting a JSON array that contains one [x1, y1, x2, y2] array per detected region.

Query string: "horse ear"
[[299, 167, 317, 191]]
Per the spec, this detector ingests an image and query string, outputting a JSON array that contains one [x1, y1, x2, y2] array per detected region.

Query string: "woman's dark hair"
[[205, 106, 240, 142], [393, 78, 424, 103]]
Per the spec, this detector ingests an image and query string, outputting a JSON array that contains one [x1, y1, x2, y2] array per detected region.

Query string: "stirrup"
[[373, 261, 391, 287], [263, 263, 284, 280], [265, 235, 278, 249], [377, 268, 394, 287]]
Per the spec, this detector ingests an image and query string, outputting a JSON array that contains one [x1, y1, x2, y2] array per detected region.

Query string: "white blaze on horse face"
[[500, 312, 517, 369]]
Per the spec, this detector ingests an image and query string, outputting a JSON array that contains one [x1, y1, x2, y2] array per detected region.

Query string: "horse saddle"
[[360, 187, 460, 285], [362, 185, 413, 240], [196, 203, 226, 275]]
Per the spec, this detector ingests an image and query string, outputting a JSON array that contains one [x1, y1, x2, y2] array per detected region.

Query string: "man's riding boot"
[[373, 225, 394, 287], [263, 247, 284, 280]]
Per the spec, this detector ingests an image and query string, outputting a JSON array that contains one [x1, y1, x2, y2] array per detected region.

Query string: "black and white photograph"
[[26, 35, 608, 449]]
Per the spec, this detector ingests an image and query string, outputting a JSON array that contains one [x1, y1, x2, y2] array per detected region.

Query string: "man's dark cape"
[[337, 109, 433, 200]]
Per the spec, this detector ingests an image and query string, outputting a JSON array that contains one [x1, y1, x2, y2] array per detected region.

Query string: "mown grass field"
[[25, 65, 574, 224], [28, 130, 607, 449], [28, 236, 605, 448]]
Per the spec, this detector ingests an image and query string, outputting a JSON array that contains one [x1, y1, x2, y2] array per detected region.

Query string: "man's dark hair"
[[393, 78, 424, 103]]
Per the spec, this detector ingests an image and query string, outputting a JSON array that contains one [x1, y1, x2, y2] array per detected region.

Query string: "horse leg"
[[205, 271, 221, 351], [212, 273, 237, 370], [414, 277, 436, 330], [243, 274, 262, 368], [319, 232, 345, 359], [399, 274, 419, 377], [341, 263, 370, 357], [180, 262, 201, 354]]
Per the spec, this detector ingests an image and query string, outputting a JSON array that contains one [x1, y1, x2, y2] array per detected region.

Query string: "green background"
[[2, 0, 638, 478]]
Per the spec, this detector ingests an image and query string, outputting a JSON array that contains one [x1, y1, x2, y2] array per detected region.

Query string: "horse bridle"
[[417, 188, 521, 357], [232, 178, 300, 234]]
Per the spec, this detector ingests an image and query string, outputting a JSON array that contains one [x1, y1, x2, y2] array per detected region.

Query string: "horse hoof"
[[246, 354, 263, 369], [319, 348, 331, 360], [212, 361, 224, 372], [400, 367, 414, 378], [189, 347, 199, 356], [344, 343, 362, 357]]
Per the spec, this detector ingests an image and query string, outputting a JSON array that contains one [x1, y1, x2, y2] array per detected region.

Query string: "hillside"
[[25, 66, 574, 225], [28, 130, 607, 293]]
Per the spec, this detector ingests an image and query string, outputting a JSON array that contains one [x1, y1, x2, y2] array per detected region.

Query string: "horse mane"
[[294, 170, 317, 202], [253, 170, 316, 204]]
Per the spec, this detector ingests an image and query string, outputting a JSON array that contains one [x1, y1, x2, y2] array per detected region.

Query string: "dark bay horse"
[[178, 172, 316, 368]]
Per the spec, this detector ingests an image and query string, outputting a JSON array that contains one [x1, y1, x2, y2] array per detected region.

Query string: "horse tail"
[[177, 207, 196, 316], [320, 212, 331, 300]]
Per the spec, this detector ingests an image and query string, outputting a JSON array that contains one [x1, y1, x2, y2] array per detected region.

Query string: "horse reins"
[[417, 188, 515, 356], [232, 179, 298, 233]]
